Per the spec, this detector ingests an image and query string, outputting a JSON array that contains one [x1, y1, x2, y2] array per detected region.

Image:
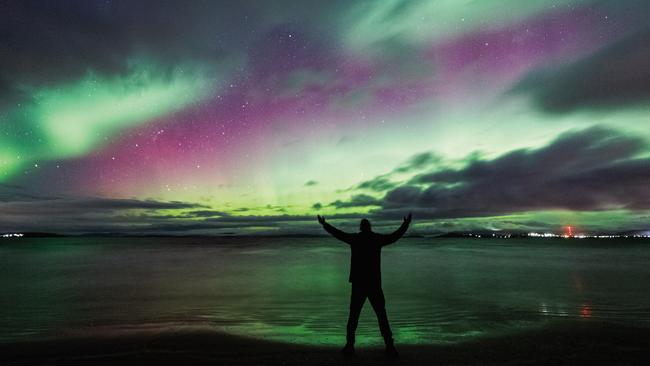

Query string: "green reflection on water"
[[0, 239, 105, 341], [2, 237, 650, 346]]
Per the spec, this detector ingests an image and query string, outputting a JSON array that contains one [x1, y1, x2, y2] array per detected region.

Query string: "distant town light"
[[526, 232, 650, 239], [1, 233, 24, 238], [528, 232, 558, 238]]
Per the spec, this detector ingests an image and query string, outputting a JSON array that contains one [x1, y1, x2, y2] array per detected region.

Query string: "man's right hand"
[[317, 215, 326, 225]]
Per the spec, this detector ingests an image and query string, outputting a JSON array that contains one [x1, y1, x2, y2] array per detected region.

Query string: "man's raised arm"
[[317, 215, 355, 244], [380, 213, 412, 246]]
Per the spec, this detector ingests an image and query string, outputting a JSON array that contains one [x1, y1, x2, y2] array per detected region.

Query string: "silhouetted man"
[[317, 213, 412, 357]]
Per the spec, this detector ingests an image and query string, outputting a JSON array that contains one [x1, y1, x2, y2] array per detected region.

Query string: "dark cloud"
[[0, 183, 60, 202], [357, 176, 398, 192], [305, 180, 318, 186], [383, 186, 422, 207], [0, 196, 207, 217], [0, 186, 208, 221], [354, 152, 440, 193], [120, 212, 386, 235], [265, 204, 288, 213], [392, 152, 441, 173], [312, 202, 323, 210], [514, 27, 650, 113], [331, 127, 650, 219], [185, 210, 230, 218], [0, 186, 383, 234], [329, 194, 381, 209]]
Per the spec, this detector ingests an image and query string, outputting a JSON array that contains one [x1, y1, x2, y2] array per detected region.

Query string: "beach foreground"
[[3, 322, 649, 366]]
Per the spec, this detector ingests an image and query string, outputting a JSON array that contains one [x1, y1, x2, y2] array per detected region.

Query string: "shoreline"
[[2, 322, 649, 365]]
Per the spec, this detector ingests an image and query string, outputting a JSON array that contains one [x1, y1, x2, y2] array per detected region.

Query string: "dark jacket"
[[322, 221, 409, 285]]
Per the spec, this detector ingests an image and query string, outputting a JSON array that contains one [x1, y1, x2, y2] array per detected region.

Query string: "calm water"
[[1, 237, 650, 345]]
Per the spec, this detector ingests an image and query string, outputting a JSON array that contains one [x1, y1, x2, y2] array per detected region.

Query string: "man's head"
[[360, 218, 371, 233]]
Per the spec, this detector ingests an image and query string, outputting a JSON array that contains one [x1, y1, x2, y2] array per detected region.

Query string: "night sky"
[[1, 0, 649, 235]]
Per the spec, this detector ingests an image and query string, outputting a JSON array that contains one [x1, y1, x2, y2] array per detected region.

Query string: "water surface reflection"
[[1, 237, 649, 345]]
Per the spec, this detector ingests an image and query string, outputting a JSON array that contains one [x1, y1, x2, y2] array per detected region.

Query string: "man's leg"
[[368, 287, 397, 356], [346, 284, 366, 346]]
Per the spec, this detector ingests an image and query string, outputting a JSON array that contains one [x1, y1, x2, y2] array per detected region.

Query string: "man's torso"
[[348, 232, 383, 285]]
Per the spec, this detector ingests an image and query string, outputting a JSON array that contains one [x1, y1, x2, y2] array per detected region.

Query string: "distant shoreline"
[[2, 232, 650, 239]]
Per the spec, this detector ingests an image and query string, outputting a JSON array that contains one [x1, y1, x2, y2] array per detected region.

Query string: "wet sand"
[[2, 322, 649, 366]]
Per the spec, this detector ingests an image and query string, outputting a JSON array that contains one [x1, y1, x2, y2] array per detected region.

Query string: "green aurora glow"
[[0, 0, 649, 235]]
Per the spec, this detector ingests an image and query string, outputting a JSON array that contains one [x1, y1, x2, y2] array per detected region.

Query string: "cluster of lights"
[[527, 232, 650, 239], [467, 233, 512, 238], [1, 233, 24, 238], [528, 232, 558, 238], [529, 226, 594, 239]]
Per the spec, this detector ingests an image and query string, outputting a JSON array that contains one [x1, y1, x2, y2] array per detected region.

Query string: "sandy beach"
[[3, 322, 649, 366]]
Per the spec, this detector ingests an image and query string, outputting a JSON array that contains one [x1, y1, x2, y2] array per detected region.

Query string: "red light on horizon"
[[565, 226, 574, 237]]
